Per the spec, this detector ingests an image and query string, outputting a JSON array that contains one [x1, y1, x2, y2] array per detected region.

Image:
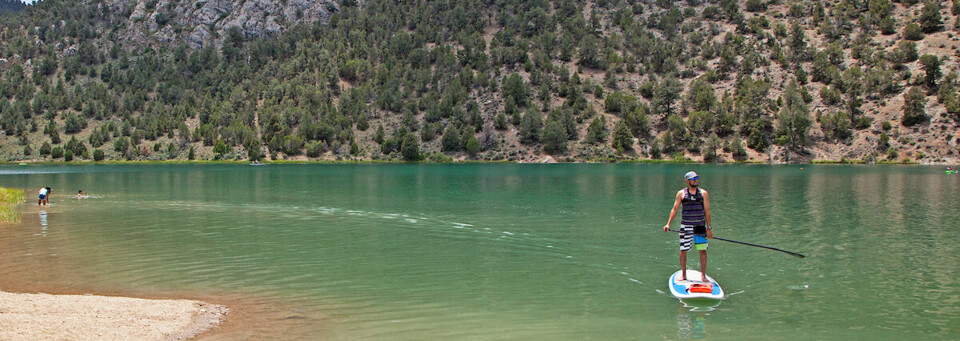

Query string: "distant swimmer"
[[38, 187, 48, 206], [77, 190, 87, 199]]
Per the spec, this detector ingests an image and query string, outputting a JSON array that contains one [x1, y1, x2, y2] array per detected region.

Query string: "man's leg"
[[699, 250, 708, 282], [679, 225, 694, 280], [679, 250, 688, 280]]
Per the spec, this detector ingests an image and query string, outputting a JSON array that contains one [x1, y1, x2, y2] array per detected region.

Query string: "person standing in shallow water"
[[38, 187, 48, 206], [663, 171, 713, 282]]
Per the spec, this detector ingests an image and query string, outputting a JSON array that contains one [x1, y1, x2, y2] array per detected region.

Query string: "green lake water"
[[0, 164, 958, 340]]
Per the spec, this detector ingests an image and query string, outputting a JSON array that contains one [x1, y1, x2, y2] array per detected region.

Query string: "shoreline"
[[0, 290, 227, 340], [0, 188, 328, 340], [0, 158, 950, 165], [0, 188, 231, 341], [0, 283, 325, 340]]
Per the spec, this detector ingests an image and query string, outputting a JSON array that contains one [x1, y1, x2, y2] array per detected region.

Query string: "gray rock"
[[107, 0, 338, 49], [194, 0, 234, 26], [187, 26, 212, 49]]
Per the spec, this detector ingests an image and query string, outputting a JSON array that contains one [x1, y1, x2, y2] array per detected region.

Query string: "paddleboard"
[[669, 270, 724, 300], [947, 170, 957, 174]]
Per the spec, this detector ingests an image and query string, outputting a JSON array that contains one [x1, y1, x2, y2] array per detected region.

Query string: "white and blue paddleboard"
[[669, 270, 724, 300]]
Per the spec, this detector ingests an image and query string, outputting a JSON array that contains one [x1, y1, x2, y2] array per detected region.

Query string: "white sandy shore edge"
[[0, 291, 227, 340]]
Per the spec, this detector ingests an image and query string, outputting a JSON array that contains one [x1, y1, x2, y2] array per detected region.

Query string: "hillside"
[[0, 0, 25, 15], [0, 0, 958, 164]]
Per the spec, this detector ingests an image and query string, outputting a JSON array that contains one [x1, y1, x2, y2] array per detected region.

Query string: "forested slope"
[[0, 0, 25, 15], [0, 0, 958, 163]]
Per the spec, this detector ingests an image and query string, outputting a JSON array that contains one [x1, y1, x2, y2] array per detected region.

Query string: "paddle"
[[668, 229, 806, 258]]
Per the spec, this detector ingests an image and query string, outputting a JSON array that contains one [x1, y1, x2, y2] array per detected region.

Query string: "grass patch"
[[812, 158, 866, 164], [0, 187, 25, 223], [877, 159, 919, 165]]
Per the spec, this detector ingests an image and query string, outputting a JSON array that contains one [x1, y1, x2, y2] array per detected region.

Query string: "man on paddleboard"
[[663, 171, 713, 282]]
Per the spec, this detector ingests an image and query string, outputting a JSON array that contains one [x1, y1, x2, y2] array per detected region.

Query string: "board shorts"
[[39, 194, 46, 200], [680, 225, 708, 251]]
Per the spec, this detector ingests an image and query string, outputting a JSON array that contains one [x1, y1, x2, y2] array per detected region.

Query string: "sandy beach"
[[0, 291, 227, 340]]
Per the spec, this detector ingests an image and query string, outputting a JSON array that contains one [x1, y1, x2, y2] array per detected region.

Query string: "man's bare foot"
[[701, 276, 708, 282]]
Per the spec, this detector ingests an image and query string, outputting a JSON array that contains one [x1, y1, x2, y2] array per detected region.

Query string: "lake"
[[0, 164, 957, 340]]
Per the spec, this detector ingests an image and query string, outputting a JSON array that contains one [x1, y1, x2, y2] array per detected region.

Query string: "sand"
[[0, 291, 227, 340]]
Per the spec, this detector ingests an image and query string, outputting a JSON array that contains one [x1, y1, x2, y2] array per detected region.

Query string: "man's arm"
[[703, 190, 712, 238], [663, 190, 682, 231]]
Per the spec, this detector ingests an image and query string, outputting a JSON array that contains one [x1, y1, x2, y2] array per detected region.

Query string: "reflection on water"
[[676, 312, 707, 339], [38, 210, 47, 236], [0, 164, 957, 340], [681, 297, 722, 312]]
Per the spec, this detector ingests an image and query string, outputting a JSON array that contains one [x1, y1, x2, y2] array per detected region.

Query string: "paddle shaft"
[[667, 229, 806, 258]]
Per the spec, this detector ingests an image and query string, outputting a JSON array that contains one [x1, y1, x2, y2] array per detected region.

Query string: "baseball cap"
[[684, 171, 698, 181]]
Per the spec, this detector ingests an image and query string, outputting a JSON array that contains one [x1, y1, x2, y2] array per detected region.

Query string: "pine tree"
[[586, 117, 606, 144], [920, 54, 941, 92], [919, 1, 943, 33], [775, 81, 812, 150], [401, 133, 421, 161], [442, 124, 461, 152], [902, 87, 928, 126], [612, 121, 633, 154], [542, 119, 567, 155]]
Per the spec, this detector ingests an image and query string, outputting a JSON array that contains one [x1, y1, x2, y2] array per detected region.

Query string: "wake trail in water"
[[148, 200, 654, 282], [130, 200, 681, 296], [152, 200, 571, 254]]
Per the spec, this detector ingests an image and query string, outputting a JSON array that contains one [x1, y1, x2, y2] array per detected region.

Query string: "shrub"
[[281, 135, 304, 155], [426, 153, 453, 163], [902, 87, 928, 126], [612, 121, 633, 154], [51, 146, 63, 159], [920, 54, 941, 90], [542, 119, 567, 155], [920, 1, 943, 33], [745, 0, 766, 12], [462, 135, 479, 157], [442, 124, 461, 151], [494, 113, 507, 130], [903, 23, 924, 41], [820, 86, 842, 105], [586, 117, 606, 144], [728, 135, 747, 158], [519, 110, 543, 144], [401, 134, 421, 161], [63, 114, 87, 134], [305, 141, 325, 157], [40, 141, 51, 156]]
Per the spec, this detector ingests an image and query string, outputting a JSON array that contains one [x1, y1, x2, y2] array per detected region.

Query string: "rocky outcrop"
[[102, 0, 339, 49]]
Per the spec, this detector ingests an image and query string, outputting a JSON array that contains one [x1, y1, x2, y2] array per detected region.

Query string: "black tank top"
[[681, 188, 705, 225]]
